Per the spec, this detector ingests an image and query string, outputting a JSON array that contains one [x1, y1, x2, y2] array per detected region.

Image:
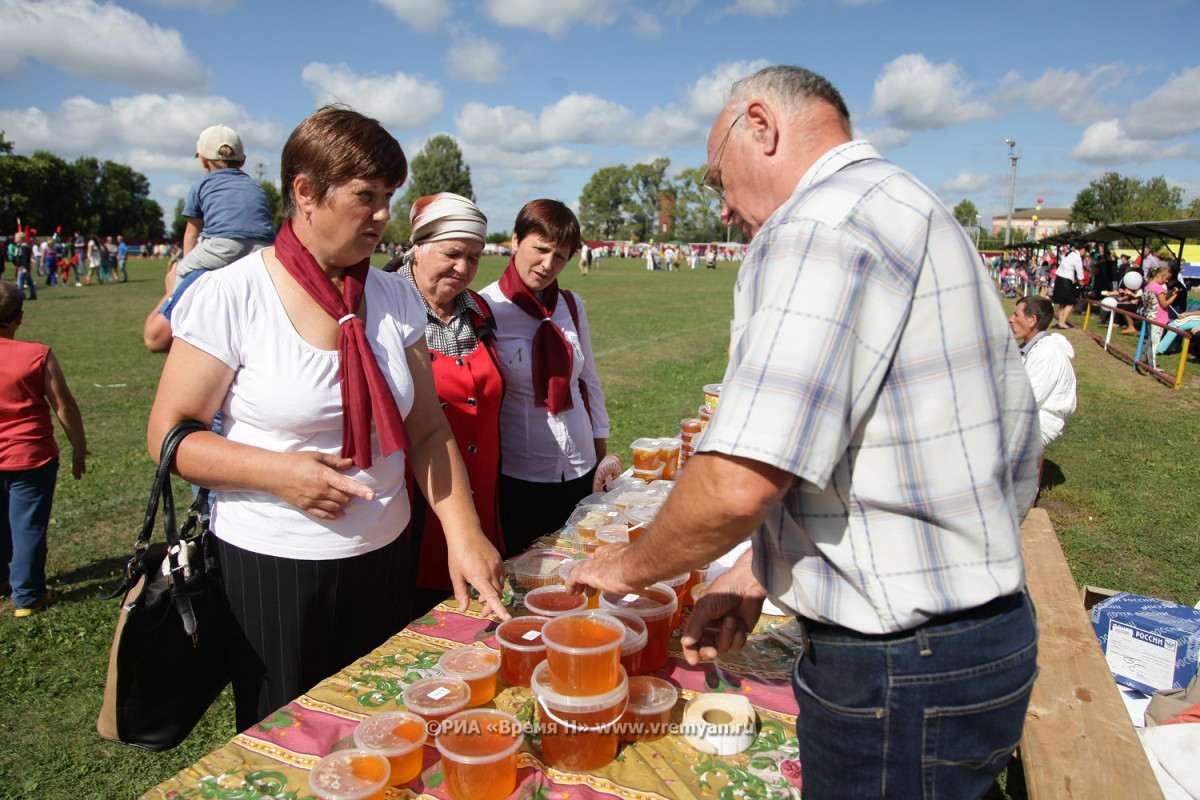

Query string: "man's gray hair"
[[729, 65, 851, 126]]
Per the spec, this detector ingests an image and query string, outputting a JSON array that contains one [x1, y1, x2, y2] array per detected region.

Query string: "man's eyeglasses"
[[700, 111, 744, 203]]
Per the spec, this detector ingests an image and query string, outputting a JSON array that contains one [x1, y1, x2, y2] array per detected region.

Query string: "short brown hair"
[[513, 199, 581, 257], [1017, 295, 1053, 332], [0, 281, 24, 327], [280, 105, 407, 218]]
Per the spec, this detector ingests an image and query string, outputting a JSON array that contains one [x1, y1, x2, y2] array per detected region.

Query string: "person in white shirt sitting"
[[1009, 295, 1077, 446]]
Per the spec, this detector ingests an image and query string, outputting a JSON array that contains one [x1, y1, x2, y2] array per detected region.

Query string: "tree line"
[[0, 133, 165, 239], [951, 172, 1200, 249]]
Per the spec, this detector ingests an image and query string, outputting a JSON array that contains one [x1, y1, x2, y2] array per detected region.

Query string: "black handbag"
[[96, 420, 230, 751]]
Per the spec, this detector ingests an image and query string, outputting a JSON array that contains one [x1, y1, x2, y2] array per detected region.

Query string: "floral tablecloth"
[[144, 541, 804, 800]]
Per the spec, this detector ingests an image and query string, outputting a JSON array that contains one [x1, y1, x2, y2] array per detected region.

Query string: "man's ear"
[[743, 100, 780, 156]]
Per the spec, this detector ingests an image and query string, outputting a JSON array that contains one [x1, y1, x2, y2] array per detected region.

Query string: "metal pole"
[[1004, 139, 1019, 247]]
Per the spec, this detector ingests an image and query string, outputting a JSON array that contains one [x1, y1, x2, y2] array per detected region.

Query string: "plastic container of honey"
[[402, 676, 471, 724], [619, 676, 678, 742], [629, 438, 663, 471], [531, 661, 628, 772], [660, 573, 691, 628], [495, 615, 548, 687], [631, 464, 665, 484], [352, 710, 428, 786], [437, 647, 501, 708], [604, 608, 649, 677], [541, 610, 625, 697], [524, 585, 589, 617], [511, 547, 576, 589], [435, 709, 523, 800], [599, 583, 678, 672], [702, 383, 722, 412], [567, 504, 623, 542], [308, 750, 391, 800]]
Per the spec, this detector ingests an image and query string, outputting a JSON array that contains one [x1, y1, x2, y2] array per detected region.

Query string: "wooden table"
[[1017, 508, 1163, 799]]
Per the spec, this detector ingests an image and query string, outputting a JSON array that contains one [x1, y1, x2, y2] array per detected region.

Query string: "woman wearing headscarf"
[[147, 106, 508, 732], [394, 193, 505, 613], [480, 199, 609, 554]]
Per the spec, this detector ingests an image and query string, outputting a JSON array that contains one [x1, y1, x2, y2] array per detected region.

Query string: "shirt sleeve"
[[181, 179, 204, 220], [702, 216, 922, 488], [172, 271, 241, 370], [569, 292, 610, 439]]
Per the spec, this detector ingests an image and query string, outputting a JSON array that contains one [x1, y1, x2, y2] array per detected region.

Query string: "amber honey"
[[435, 709, 523, 800], [600, 584, 678, 672], [541, 611, 624, 696]]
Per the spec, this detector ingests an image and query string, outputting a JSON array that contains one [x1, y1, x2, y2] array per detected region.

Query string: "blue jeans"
[[0, 459, 59, 608], [15, 267, 37, 299], [793, 591, 1038, 799]]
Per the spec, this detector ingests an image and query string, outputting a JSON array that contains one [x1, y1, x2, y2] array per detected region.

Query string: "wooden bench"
[[1018, 508, 1164, 799]]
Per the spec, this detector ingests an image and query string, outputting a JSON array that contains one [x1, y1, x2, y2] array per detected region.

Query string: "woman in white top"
[[147, 106, 508, 732], [479, 200, 609, 554]]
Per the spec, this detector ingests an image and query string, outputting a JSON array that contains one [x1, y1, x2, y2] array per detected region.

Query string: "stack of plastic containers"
[[629, 438, 682, 483], [532, 609, 630, 772]]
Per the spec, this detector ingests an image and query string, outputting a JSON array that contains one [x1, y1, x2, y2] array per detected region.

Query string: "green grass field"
[[0, 255, 1195, 799]]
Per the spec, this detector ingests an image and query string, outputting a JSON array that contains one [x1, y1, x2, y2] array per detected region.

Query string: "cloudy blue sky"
[[2, 0, 1198, 234]]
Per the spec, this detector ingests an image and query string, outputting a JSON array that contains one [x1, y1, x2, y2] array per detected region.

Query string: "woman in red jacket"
[[394, 193, 505, 614]]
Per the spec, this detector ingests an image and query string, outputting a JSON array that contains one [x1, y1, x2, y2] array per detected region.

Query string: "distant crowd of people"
[[0, 231, 175, 299]]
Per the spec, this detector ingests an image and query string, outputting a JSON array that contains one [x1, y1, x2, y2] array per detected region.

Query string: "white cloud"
[[995, 65, 1125, 126], [942, 170, 997, 195], [142, 0, 237, 9], [724, 0, 796, 16], [483, 0, 621, 38], [300, 63, 443, 130], [0, 93, 282, 161], [372, 0, 451, 32], [456, 102, 542, 152], [859, 124, 910, 153], [1123, 64, 1200, 140], [445, 34, 507, 85], [868, 54, 995, 131], [461, 142, 591, 186], [684, 59, 771, 119], [1069, 120, 1192, 164], [631, 9, 663, 36], [629, 112, 705, 150], [0, 0, 207, 92], [540, 94, 633, 143]]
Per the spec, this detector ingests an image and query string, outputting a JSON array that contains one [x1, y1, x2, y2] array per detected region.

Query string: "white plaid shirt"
[[398, 262, 485, 358], [700, 141, 1042, 634]]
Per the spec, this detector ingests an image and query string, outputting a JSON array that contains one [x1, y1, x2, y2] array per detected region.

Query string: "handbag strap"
[[106, 420, 210, 601]]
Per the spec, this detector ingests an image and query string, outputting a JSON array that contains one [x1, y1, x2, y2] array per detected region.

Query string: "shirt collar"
[[399, 260, 482, 326], [1020, 330, 1048, 357], [794, 140, 882, 196]]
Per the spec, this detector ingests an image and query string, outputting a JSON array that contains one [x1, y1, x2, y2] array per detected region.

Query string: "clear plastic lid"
[[523, 585, 589, 617], [511, 547, 576, 587], [567, 504, 624, 530], [531, 661, 629, 713], [599, 582, 679, 621], [308, 750, 390, 800], [401, 676, 471, 716], [437, 647, 501, 681], [594, 524, 630, 546], [626, 675, 679, 714], [495, 615, 549, 651], [630, 437, 664, 453], [353, 710, 428, 756], [434, 709, 524, 764]]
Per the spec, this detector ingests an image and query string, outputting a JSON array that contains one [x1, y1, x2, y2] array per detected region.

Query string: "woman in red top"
[[393, 193, 505, 615], [0, 281, 88, 617]]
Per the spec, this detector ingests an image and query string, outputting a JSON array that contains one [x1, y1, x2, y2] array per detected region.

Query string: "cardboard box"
[[1081, 585, 1120, 612], [1091, 593, 1200, 695]]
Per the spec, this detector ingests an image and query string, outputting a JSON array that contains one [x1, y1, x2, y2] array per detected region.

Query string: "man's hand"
[[679, 549, 767, 664]]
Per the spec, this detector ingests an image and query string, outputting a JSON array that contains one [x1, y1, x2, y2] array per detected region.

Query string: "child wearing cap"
[[174, 124, 276, 282]]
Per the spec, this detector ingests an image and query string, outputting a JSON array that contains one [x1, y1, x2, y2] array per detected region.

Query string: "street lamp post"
[[1004, 139, 1020, 247]]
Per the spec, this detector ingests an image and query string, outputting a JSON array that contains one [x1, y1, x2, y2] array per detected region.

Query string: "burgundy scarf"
[[498, 258, 574, 414], [274, 220, 410, 468]]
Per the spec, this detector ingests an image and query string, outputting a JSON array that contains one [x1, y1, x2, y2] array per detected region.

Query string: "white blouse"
[[173, 251, 426, 560], [478, 283, 609, 482]]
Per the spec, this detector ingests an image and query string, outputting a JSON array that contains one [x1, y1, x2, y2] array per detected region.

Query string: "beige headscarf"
[[409, 192, 487, 245]]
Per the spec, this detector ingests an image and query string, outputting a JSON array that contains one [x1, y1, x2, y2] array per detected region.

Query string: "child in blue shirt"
[[174, 125, 275, 281]]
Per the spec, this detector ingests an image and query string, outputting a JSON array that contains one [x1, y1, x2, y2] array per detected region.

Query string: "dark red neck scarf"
[[498, 258, 574, 414], [274, 219, 410, 468]]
